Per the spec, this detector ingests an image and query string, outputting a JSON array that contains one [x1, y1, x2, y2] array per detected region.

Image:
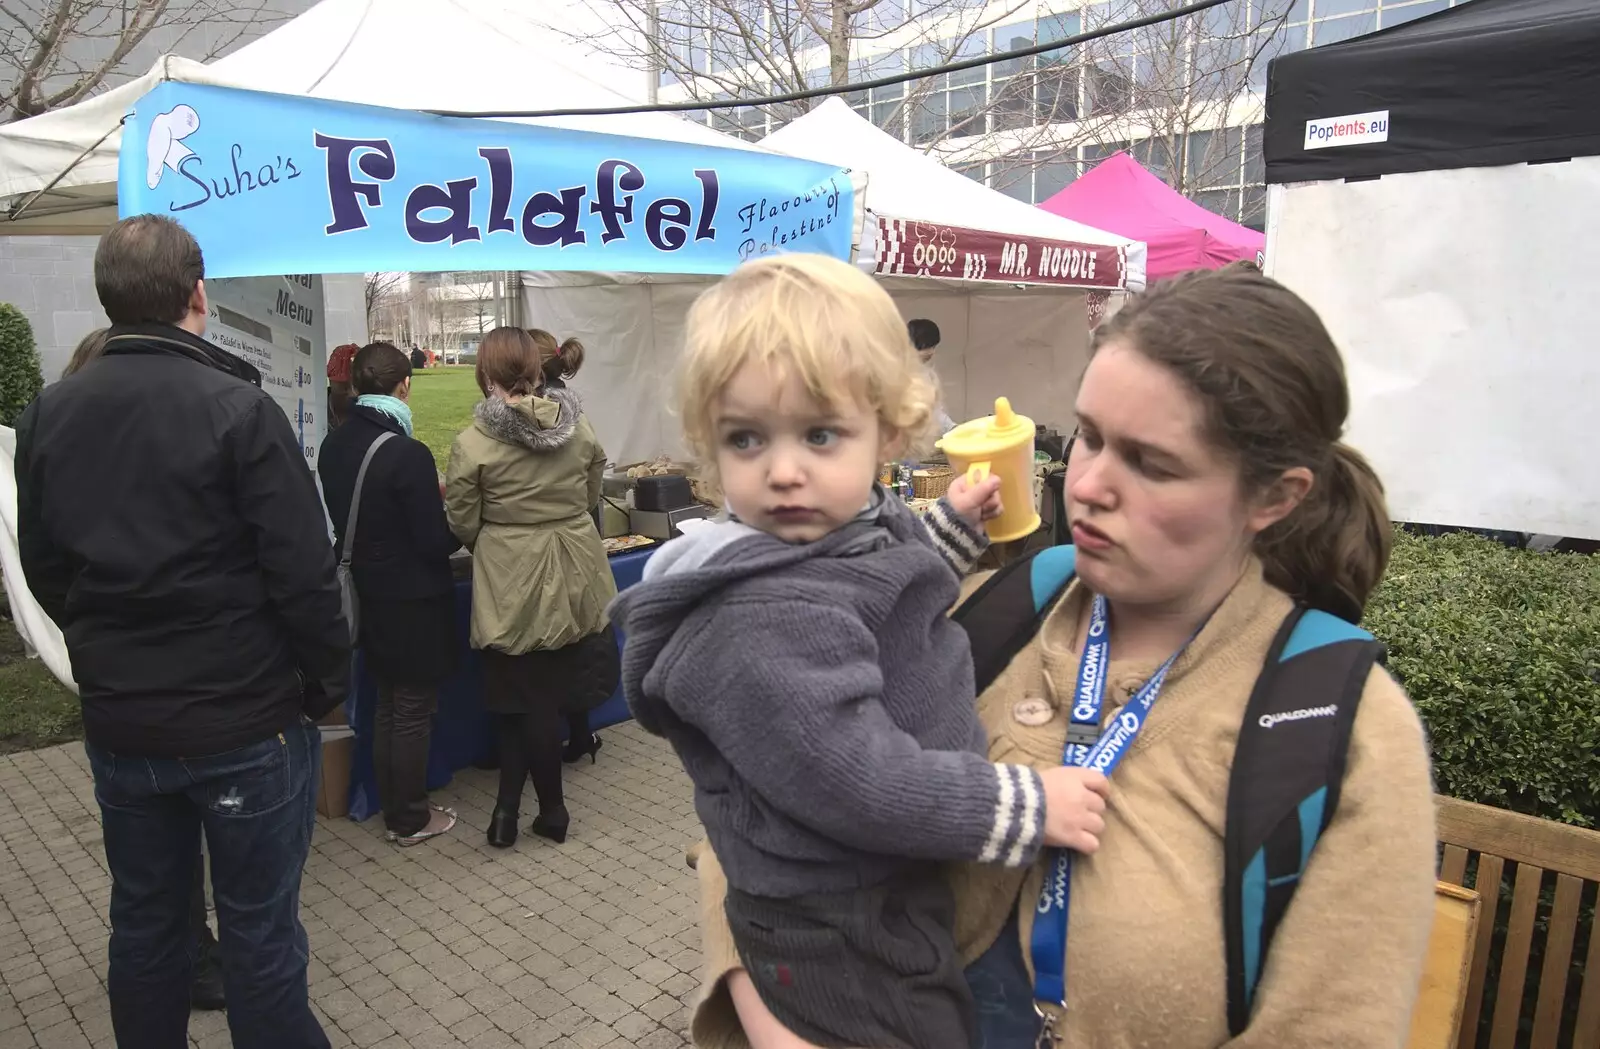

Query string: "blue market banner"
[[119, 81, 855, 278]]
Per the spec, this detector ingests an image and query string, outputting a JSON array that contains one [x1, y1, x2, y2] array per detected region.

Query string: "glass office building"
[[656, 0, 1472, 230]]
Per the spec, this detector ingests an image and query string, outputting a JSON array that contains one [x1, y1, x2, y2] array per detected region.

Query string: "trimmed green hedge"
[[0, 303, 42, 427], [1368, 529, 1600, 827]]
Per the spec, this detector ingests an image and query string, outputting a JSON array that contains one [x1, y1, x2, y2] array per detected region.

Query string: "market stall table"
[[343, 546, 655, 821]]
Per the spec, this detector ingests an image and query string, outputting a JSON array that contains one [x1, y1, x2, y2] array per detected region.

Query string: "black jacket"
[[318, 405, 460, 683], [318, 404, 458, 601], [15, 323, 350, 758]]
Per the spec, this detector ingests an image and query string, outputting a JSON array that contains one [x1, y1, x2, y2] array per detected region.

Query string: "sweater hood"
[[473, 387, 580, 452], [609, 494, 926, 736]]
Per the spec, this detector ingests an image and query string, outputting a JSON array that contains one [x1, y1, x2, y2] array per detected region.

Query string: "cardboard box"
[[316, 730, 354, 818]]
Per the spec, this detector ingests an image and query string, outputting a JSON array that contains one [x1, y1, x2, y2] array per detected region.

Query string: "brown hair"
[[1091, 264, 1391, 621], [351, 341, 412, 396], [62, 328, 110, 378], [94, 214, 205, 325], [475, 327, 544, 397], [527, 328, 585, 383]]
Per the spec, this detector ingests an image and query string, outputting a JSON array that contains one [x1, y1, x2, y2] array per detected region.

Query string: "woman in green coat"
[[445, 327, 617, 849]]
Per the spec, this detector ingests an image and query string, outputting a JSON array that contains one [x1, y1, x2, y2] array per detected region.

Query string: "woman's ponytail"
[[553, 337, 585, 380], [528, 328, 584, 384], [1256, 442, 1392, 622]]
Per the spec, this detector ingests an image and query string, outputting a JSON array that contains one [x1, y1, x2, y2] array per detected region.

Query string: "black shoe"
[[487, 805, 519, 849], [190, 933, 226, 1011], [562, 733, 602, 765], [530, 805, 569, 844]]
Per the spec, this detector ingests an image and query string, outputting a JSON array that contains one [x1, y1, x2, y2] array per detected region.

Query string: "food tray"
[[603, 534, 656, 555]]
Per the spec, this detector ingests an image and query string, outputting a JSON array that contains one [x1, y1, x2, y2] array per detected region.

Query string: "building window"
[[1311, 9, 1377, 44], [992, 157, 1035, 201], [1381, 0, 1450, 26], [1034, 149, 1082, 202]]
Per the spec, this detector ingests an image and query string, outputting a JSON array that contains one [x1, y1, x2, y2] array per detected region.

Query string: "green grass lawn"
[[0, 606, 81, 755], [410, 364, 483, 471]]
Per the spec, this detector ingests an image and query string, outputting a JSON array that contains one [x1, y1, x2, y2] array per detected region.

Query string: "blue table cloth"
[[344, 546, 655, 821]]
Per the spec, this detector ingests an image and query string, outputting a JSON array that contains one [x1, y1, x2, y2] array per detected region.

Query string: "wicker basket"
[[912, 467, 955, 500]]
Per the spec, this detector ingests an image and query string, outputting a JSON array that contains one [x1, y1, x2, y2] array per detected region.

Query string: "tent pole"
[[5, 117, 126, 223]]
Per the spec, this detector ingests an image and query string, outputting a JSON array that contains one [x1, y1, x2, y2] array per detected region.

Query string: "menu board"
[[203, 274, 328, 467]]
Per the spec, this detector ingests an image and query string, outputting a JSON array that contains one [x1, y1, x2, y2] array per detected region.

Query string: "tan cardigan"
[[690, 560, 1437, 1048]]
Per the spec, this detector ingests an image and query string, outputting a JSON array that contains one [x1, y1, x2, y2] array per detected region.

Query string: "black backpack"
[[952, 544, 1384, 1034]]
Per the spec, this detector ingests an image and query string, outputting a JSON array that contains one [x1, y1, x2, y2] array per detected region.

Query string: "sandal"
[[391, 805, 457, 847]]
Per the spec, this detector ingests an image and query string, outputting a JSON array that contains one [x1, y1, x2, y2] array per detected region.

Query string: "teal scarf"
[[356, 394, 413, 436]]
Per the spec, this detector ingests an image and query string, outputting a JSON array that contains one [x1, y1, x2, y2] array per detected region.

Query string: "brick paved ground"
[[0, 723, 705, 1049]]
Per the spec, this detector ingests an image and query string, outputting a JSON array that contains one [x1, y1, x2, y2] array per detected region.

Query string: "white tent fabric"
[[0, 427, 76, 694], [766, 98, 1147, 286], [1266, 159, 1600, 539], [0, 0, 762, 234], [530, 102, 1142, 464]]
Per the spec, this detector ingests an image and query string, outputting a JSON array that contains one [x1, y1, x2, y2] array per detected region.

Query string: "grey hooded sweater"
[[609, 493, 1046, 899]]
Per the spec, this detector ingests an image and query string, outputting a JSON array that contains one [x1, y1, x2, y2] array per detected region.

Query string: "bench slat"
[[1488, 862, 1543, 1049], [1440, 844, 1469, 886], [1574, 906, 1600, 1049], [1458, 854, 1505, 1049], [1529, 873, 1582, 1049]]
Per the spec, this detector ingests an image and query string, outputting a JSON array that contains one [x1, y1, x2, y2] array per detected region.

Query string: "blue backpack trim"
[[952, 548, 1383, 1035]]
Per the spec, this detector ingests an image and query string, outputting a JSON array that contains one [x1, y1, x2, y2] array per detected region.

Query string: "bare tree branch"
[[1, 0, 293, 123], [364, 271, 409, 329], [552, 0, 1024, 136]]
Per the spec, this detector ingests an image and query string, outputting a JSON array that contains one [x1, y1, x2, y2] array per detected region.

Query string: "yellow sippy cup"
[[936, 397, 1042, 544]]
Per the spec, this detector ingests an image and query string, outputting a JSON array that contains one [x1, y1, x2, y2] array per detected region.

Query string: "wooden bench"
[[1435, 794, 1600, 1049]]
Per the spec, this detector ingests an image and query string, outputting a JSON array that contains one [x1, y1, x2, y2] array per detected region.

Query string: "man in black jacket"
[[15, 214, 345, 1049]]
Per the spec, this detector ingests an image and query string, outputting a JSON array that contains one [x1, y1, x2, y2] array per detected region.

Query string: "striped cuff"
[[978, 763, 1046, 868], [922, 497, 989, 576]]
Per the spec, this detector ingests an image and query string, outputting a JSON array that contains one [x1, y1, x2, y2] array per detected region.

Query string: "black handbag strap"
[[340, 432, 395, 568]]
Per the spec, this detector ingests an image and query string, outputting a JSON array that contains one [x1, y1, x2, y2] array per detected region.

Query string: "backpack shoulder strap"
[[1224, 606, 1385, 1034], [952, 545, 1077, 697]]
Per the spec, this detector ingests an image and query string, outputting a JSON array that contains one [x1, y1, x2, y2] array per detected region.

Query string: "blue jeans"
[[965, 913, 1045, 1049], [86, 717, 330, 1049]]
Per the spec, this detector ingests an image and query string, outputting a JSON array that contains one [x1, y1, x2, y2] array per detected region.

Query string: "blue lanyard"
[[1029, 594, 1187, 1017]]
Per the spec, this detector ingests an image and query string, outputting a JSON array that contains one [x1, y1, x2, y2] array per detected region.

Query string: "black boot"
[[561, 733, 602, 765], [530, 804, 569, 845], [487, 805, 519, 848], [190, 928, 226, 1011]]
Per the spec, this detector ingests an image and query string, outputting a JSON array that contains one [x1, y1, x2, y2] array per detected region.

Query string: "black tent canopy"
[[1264, 0, 1600, 185]]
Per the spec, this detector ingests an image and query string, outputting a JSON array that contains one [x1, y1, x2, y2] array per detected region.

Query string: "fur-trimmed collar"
[[473, 386, 581, 451]]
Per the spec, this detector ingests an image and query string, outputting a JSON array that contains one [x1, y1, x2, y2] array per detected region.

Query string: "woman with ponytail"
[[528, 328, 585, 390], [445, 328, 616, 850], [686, 265, 1436, 1049]]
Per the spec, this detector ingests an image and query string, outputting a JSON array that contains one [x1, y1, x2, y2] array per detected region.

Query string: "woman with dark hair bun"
[[528, 328, 586, 390], [318, 341, 460, 847]]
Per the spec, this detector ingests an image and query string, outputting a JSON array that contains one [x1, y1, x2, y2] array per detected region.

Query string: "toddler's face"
[[713, 361, 891, 544]]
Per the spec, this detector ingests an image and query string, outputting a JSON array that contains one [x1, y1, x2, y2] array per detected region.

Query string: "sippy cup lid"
[[936, 397, 1036, 458]]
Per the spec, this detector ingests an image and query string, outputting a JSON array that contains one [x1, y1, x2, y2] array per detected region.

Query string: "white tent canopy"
[[0, 0, 761, 235], [766, 98, 1147, 276], [530, 100, 1145, 464]]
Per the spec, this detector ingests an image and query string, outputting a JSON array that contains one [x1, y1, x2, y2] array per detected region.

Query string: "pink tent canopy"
[[1038, 152, 1265, 283]]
